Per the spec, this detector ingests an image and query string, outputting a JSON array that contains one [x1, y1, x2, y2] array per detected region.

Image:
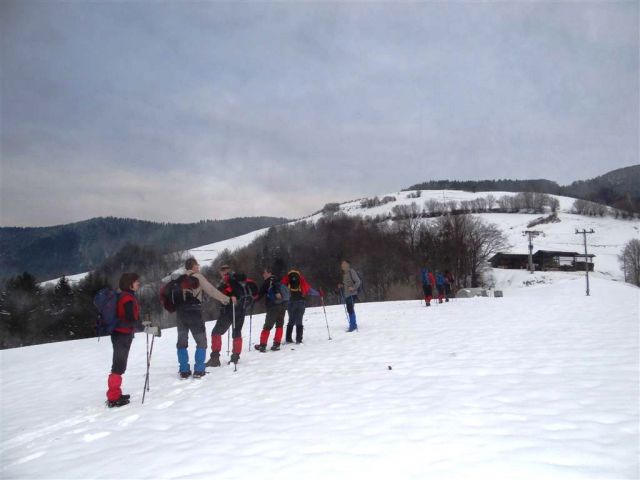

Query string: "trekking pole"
[[227, 305, 231, 357], [142, 334, 155, 404], [231, 301, 237, 372], [248, 300, 252, 354], [339, 288, 349, 325], [320, 289, 332, 340]]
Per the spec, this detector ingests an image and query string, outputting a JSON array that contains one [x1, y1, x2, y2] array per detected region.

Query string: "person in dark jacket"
[[175, 258, 229, 379], [444, 270, 455, 302], [206, 265, 249, 367], [281, 269, 315, 344], [254, 267, 288, 352], [106, 272, 142, 408]]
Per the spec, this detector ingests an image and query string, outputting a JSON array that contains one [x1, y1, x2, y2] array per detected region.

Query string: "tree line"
[[0, 214, 509, 349]]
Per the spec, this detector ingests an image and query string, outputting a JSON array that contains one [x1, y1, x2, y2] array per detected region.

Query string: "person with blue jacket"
[[421, 267, 436, 306], [436, 271, 446, 304]]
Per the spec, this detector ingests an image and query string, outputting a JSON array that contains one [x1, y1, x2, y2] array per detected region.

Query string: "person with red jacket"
[[281, 269, 315, 344], [106, 272, 142, 408]]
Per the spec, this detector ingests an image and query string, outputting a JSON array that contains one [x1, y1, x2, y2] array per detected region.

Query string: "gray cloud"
[[1, 1, 638, 226]]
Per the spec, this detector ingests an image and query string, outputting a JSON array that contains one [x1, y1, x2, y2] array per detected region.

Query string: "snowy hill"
[[2, 275, 638, 479], [188, 190, 637, 283], [42, 189, 638, 288]]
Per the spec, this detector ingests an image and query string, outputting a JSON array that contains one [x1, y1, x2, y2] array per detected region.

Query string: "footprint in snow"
[[83, 432, 111, 442], [10, 451, 46, 466], [118, 414, 140, 427]]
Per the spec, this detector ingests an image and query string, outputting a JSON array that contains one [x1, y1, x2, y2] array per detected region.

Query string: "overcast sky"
[[1, 1, 638, 227]]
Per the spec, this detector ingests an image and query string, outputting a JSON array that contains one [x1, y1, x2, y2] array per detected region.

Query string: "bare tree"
[[619, 239, 640, 286], [485, 194, 497, 210]]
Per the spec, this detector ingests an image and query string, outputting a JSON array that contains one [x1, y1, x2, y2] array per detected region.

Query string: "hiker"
[[421, 267, 436, 306], [175, 258, 230, 379], [436, 271, 446, 304], [254, 266, 289, 352], [444, 270, 455, 302], [206, 265, 250, 367], [106, 272, 143, 408], [281, 269, 314, 344], [337, 259, 360, 332]]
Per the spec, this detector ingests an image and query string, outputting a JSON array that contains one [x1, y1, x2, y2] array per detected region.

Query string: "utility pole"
[[522, 230, 542, 273], [575, 229, 595, 296]]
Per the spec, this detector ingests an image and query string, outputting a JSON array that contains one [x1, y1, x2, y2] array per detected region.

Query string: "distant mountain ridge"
[[405, 165, 640, 212], [0, 216, 288, 281]]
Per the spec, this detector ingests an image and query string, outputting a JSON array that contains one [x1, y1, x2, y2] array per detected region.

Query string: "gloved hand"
[[145, 325, 161, 337]]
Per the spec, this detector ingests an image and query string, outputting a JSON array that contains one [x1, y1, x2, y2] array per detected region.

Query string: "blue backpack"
[[93, 288, 120, 336]]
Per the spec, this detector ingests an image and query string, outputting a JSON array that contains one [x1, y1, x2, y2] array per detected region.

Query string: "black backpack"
[[287, 270, 302, 292], [160, 274, 200, 312]]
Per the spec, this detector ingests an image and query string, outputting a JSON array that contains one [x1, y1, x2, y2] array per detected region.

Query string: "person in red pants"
[[106, 273, 142, 408], [254, 266, 289, 352]]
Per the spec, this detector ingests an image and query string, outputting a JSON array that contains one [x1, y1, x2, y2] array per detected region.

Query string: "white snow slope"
[[42, 189, 639, 287], [189, 189, 638, 282], [2, 275, 638, 479]]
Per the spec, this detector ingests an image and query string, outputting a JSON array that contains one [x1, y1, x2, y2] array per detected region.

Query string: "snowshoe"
[[254, 343, 267, 353], [180, 370, 192, 379], [192, 370, 206, 378], [270, 342, 281, 351]]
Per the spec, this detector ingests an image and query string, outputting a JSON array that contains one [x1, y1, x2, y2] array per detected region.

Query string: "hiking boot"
[[229, 353, 240, 365], [254, 343, 267, 353], [206, 354, 221, 368], [180, 370, 192, 379], [192, 370, 206, 379], [285, 324, 294, 343], [107, 396, 130, 408], [346, 326, 358, 333], [270, 342, 281, 351], [120, 394, 130, 401]]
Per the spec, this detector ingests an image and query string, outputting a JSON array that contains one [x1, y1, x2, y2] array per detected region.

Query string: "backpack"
[[278, 283, 291, 303], [93, 288, 120, 336], [349, 268, 365, 298], [226, 272, 258, 308], [287, 270, 302, 292], [267, 278, 290, 304], [160, 274, 200, 313]]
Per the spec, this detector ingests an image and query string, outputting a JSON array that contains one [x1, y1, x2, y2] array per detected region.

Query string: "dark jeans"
[[287, 300, 306, 327], [111, 331, 134, 375], [263, 303, 287, 330], [345, 295, 358, 315], [213, 304, 245, 338], [176, 307, 207, 349]]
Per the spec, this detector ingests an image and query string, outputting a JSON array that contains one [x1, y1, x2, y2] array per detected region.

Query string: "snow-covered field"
[[3, 274, 638, 479]]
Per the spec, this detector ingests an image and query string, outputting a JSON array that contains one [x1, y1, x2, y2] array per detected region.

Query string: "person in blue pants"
[[174, 258, 229, 378], [338, 260, 361, 332]]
